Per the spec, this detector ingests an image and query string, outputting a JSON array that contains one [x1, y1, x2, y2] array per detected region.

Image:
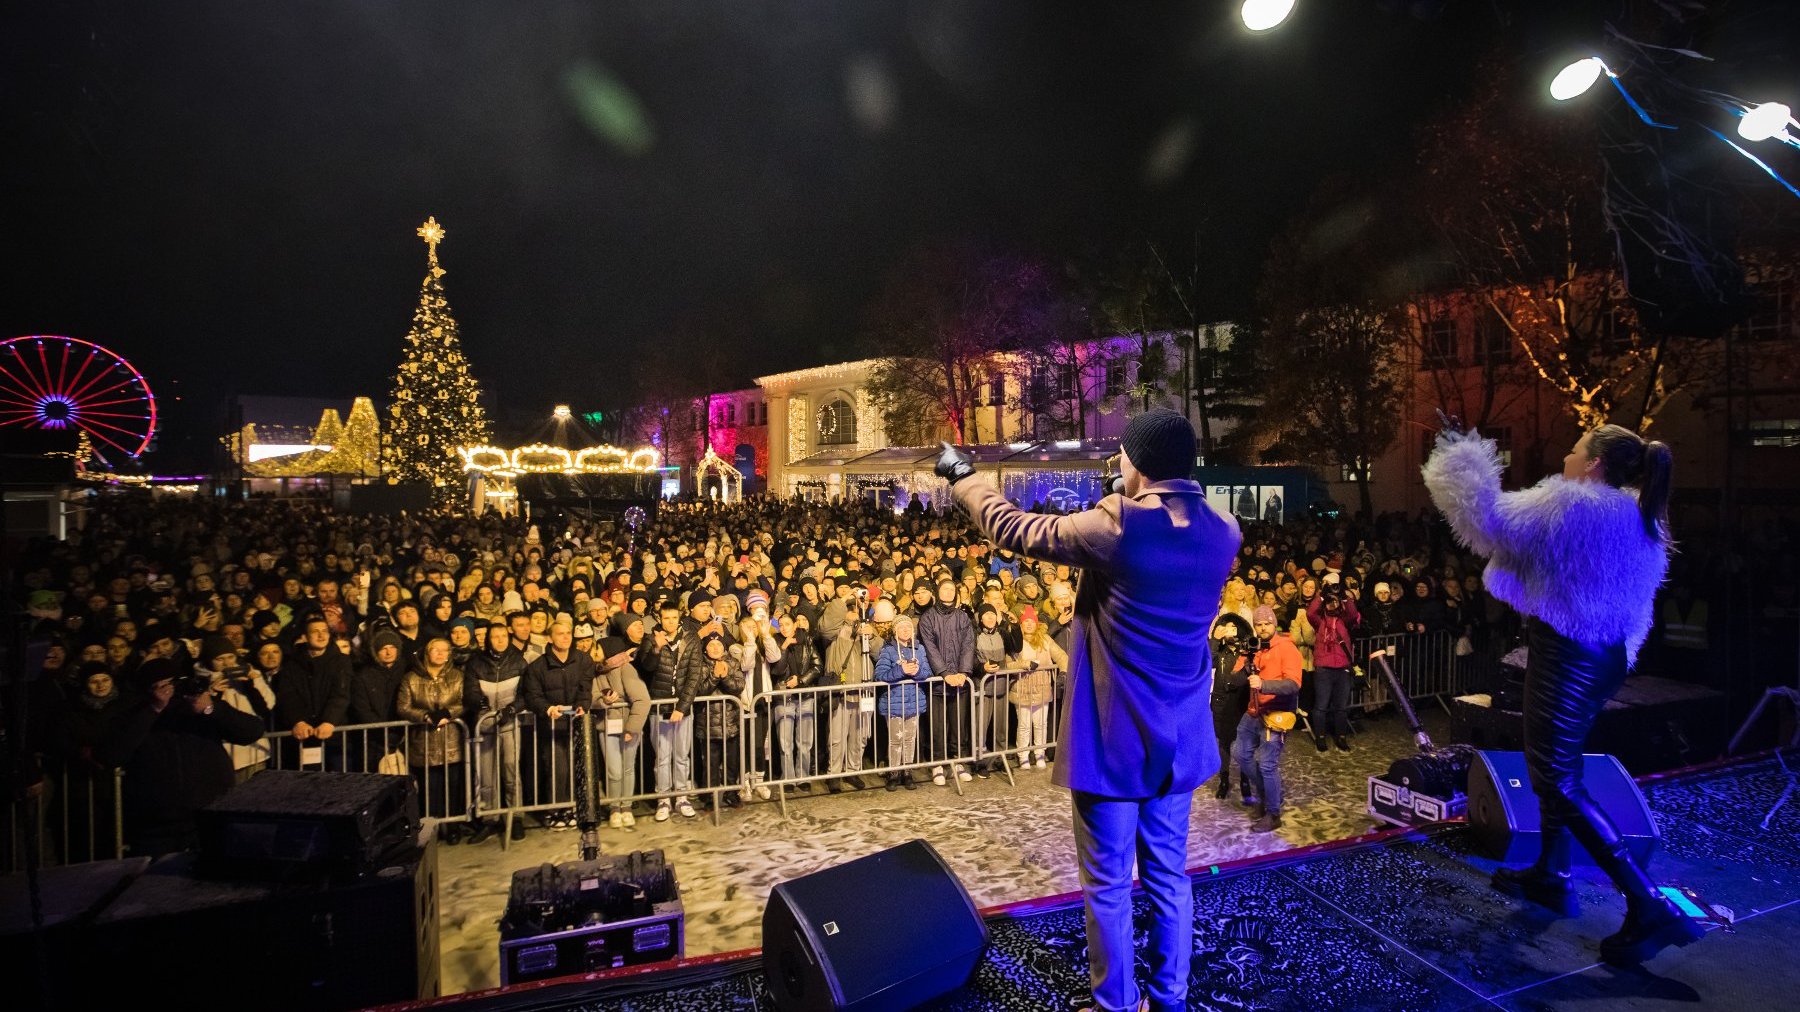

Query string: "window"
[[1743, 280, 1795, 342], [1489, 426, 1514, 467], [1746, 419, 1800, 447], [988, 373, 1006, 407], [1422, 317, 1459, 367], [726, 402, 736, 425], [1056, 361, 1078, 401], [1104, 359, 1129, 397], [1028, 365, 1051, 403], [1475, 310, 1513, 365], [817, 398, 858, 446], [1598, 303, 1634, 352], [1340, 460, 1371, 483]]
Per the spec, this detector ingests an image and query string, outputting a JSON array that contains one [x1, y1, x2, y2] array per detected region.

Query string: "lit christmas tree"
[[381, 216, 492, 496], [338, 396, 382, 477]]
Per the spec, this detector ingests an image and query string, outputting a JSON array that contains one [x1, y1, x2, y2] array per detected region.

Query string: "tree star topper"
[[417, 216, 447, 277]]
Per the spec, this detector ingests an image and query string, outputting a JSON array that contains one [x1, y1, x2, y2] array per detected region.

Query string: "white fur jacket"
[[1421, 431, 1668, 667]]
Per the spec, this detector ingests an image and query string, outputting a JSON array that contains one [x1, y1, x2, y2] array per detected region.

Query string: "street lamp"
[[1241, 0, 1296, 33], [553, 404, 572, 421], [1549, 57, 1607, 101]]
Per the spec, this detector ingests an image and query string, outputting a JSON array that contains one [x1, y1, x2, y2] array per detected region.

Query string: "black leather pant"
[[1523, 619, 1659, 907]]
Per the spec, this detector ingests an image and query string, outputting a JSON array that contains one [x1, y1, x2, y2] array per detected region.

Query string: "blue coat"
[[873, 639, 932, 718], [955, 477, 1240, 798]]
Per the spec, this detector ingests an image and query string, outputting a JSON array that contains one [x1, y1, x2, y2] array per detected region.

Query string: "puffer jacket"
[[463, 645, 527, 726], [396, 658, 467, 766], [917, 603, 975, 678], [700, 653, 746, 739], [520, 646, 596, 718], [874, 638, 932, 718], [593, 660, 652, 739], [1009, 636, 1066, 707]]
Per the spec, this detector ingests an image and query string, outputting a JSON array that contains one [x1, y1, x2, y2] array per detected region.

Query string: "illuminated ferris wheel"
[[0, 335, 158, 465]]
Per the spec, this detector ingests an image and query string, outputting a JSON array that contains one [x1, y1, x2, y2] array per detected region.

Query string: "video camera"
[[173, 669, 216, 697]]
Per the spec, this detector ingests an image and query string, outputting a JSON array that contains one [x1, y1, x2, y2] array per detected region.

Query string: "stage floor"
[[437, 709, 1443, 994], [434, 749, 1800, 1011]]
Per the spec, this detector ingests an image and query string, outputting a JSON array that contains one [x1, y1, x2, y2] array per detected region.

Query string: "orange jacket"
[[1233, 633, 1304, 716]]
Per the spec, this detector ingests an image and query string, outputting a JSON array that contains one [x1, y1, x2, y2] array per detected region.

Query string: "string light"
[[458, 442, 662, 475]]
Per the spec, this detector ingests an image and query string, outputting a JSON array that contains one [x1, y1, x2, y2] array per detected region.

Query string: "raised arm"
[[1423, 429, 1567, 563], [952, 477, 1117, 570]]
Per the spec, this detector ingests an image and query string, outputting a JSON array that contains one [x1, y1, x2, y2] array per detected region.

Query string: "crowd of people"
[[6, 485, 1767, 860]]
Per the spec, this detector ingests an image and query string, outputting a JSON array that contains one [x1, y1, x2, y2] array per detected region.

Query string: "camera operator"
[[1227, 605, 1305, 833], [1209, 613, 1253, 800], [1305, 573, 1361, 753], [101, 657, 267, 856], [199, 635, 275, 780]]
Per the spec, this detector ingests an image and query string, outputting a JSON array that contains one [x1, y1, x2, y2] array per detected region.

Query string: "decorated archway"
[[696, 447, 743, 502]]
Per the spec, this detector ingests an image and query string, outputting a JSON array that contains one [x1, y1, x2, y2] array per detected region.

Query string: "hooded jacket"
[[1423, 431, 1668, 665], [917, 601, 975, 678]]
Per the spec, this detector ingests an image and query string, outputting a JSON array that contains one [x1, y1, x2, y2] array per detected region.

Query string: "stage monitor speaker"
[[762, 839, 986, 1012], [1466, 750, 1659, 867]]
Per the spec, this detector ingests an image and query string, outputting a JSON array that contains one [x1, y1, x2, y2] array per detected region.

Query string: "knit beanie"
[[1120, 409, 1196, 482], [1252, 604, 1277, 625], [745, 589, 769, 615]]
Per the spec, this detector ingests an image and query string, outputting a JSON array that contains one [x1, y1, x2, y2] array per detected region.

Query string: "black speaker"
[[1466, 750, 1659, 867], [762, 839, 986, 1012]]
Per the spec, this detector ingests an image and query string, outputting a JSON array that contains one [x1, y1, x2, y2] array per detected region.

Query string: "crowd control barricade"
[[4, 764, 125, 873], [1350, 631, 1465, 715], [471, 695, 747, 844], [973, 667, 1065, 787], [265, 718, 473, 823]]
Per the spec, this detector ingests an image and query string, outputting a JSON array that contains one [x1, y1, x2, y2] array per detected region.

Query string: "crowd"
[[7, 486, 1764, 861]]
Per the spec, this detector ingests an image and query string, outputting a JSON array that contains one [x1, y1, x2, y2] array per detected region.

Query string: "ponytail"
[[1638, 440, 1674, 544], [1587, 424, 1674, 545]]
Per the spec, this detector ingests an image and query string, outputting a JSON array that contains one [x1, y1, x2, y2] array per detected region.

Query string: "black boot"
[[1493, 827, 1579, 916], [885, 774, 899, 793], [1333, 735, 1352, 752], [1565, 793, 1704, 964], [1314, 734, 1329, 753], [1214, 771, 1231, 800]]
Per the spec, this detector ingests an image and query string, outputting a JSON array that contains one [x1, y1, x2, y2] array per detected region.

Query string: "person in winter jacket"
[[917, 578, 975, 785], [1361, 582, 1404, 638], [698, 634, 746, 810], [771, 611, 822, 789], [349, 628, 407, 726], [396, 636, 469, 840], [875, 614, 932, 790], [1227, 606, 1304, 833], [731, 613, 782, 800], [1009, 606, 1067, 769], [462, 621, 528, 842], [272, 616, 350, 770], [646, 603, 705, 820], [1424, 420, 1699, 966], [1208, 613, 1253, 800], [520, 619, 594, 830], [593, 635, 651, 827], [1305, 575, 1361, 753], [102, 658, 266, 856], [822, 615, 879, 790]]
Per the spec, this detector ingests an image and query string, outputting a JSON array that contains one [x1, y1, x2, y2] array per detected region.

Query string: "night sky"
[[1, 1, 1705, 457]]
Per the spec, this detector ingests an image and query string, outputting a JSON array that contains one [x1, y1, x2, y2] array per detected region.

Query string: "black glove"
[[1434, 408, 1465, 438], [934, 441, 976, 485]]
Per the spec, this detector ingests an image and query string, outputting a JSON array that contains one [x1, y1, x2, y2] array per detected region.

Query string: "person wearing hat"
[[936, 408, 1238, 1012], [101, 657, 267, 856], [464, 621, 531, 843], [351, 629, 408, 727], [521, 617, 596, 830], [874, 614, 932, 791], [594, 635, 652, 828], [1227, 606, 1304, 834], [200, 635, 275, 781]]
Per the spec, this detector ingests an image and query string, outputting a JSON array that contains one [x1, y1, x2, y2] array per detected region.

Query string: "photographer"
[[102, 658, 267, 856], [1305, 574, 1361, 753], [199, 636, 275, 780], [1227, 606, 1304, 833], [1208, 613, 1252, 800]]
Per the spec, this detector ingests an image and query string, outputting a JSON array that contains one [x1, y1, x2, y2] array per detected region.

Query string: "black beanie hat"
[[1121, 409, 1196, 481]]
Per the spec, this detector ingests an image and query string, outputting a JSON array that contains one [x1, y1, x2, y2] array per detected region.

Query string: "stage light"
[[553, 404, 572, 420], [1241, 0, 1295, 33], [1738, 101, 1794, 142], [1549, 57, 1606, 101]]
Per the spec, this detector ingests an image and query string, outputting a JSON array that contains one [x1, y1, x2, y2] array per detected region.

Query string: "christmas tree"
[[381, 216, 493, 496]]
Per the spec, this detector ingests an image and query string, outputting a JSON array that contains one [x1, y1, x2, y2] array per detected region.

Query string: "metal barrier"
[[264, 719, 473, 822], [4, 764, 125, 873], [752, 676, 1030, 813], [469, 694, 747, 846], [1349, 631, 1467, 714], [972, 668, 1066, 788]]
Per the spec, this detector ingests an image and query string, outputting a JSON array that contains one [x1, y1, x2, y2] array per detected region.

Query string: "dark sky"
[[6, 1, 1521, 441]]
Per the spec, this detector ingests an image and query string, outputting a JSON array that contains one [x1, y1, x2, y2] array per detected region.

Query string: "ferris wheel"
[[0, 335, 158, 465]]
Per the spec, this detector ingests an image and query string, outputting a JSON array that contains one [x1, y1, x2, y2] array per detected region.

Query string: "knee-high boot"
[[1492, 825, 1577, 916], [1564, 792, 1704, 964]]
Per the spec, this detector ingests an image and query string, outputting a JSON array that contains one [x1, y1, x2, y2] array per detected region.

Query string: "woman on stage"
[[1423, 419, 1704, 965]]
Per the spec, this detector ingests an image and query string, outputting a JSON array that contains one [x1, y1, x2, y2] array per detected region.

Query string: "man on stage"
[[937, 409, 1239, 1012]]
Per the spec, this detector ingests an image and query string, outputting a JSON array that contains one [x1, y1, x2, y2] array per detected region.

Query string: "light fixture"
[[553, 404, 572, 420], [1738, 101, 1794, 142], [1241, 0, 1295, 32], [1549, 57, 1607, 101]]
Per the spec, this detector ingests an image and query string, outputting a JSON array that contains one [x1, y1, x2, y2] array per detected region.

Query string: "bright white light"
[[1053, 439, 1083, 450], [248, 443, 330, 462], [553, 404, 572, 420], [1241, 0, 1295, 33], [1550, 58, 1606, 101], [1739, 101, 1794, 142]]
